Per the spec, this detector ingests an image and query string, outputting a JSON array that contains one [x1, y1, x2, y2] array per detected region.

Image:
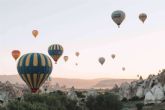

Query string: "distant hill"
[[0, 75, 134, 89], [93, 79, 134, 89]]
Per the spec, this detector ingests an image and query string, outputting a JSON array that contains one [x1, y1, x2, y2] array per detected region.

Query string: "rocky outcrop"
[[85, 88, 98, 98], [117, 69, 165, 104], [0, 81, 24, 102], [119, 82, 132, 100], [144, 91, 155, 104], [67, 87, 78, 100]]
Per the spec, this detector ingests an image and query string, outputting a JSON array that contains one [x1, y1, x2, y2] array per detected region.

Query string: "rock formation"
[[117, 69, 165, 104], [0, 81, 24, 102]]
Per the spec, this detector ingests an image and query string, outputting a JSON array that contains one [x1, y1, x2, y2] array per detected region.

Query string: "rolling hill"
[[0, 75, 134, 89]]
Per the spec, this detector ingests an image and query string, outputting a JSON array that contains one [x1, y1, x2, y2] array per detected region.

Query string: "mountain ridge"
[[0, 75, 134, 89]]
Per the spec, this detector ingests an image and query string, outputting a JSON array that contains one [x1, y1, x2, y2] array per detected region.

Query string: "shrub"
[[136, 103, 144, 110], [86, 93, 122, 110], [6, 93, 79, 110], [121, 97, 128, 102]]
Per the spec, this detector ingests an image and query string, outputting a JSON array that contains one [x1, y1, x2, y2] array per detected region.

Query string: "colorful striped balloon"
[[48, 44, 63, 64], [17, 53, 53, 93]]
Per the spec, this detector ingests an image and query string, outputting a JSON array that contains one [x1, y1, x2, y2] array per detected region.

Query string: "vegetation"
[[86, 93, 123, 110], [0, 91, 123, 110], [6, 91, 80, 110], [136, 103, 144, 110]]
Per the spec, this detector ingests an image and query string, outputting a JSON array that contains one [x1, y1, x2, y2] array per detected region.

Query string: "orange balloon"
[[12, 50, 21, 60], [32, 30, 39, 38]]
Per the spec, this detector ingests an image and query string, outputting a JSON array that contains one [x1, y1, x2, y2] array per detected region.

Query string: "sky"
[[1, 0, 165, 79]]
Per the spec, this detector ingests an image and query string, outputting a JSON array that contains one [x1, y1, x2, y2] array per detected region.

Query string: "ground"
[[123, 101, 165, 110]]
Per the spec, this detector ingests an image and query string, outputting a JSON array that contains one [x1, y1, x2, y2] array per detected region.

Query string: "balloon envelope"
[[12, 50, 21, 60], [75, 62, 78, 66], [48, 44, 63, 63], [111, 10, 125, 28], [17, 53, 53, 93], [75, 52, 80, 57], [139, 13, 147, 23], [32, 30, 39, 38], [99, 57, 105, 65], [63, 56, 68, 62], [122, 67, 126, 71], [111, 54, 116, 59]]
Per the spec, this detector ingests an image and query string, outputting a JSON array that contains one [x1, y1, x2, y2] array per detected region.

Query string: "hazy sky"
[[1, 0, 165, 79]]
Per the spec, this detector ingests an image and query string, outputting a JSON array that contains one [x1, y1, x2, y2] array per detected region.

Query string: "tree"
[[86, 93, 122, 110]]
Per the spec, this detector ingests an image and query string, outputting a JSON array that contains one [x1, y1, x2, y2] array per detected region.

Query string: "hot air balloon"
[[111, 10, 125, 28], [12, 50, 21, 60], [48, 44, 63, 64], [63, 56, 68, 62], [111, 54, 116, 59], [32, 30, 39, 38], [122, 67, 125, 71], [75, 62, 78, 66], [139, 13, 147, 23], [17, 53, 52, 93], [99, 57, 105, 65], [75, 52, 80, 57]]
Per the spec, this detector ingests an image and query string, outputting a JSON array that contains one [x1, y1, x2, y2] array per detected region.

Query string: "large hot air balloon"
[[48, 44, 63, 64], [111, 10, 125, 28], [99, 57, 105, 65], [12, 50, 21, 60], [139, 13, 147, 23], [17, 53, 52, 93], [111, 54, 116, 59], [75, 52, 80, 57], [63, 56, 68, 62], [32, 30, 39, 38]]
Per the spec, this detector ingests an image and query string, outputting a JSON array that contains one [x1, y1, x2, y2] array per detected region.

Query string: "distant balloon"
[[12, 50, 21, 60], [111, 10, 125, 28], [17, 53, 53, 93], [48, 44, 63, 64], [75, 62, 78, 66], [75, 52, 80, 57], [32, 30, 39, 38], [63, 56, 68, 62], [99, 57, 105, 65], [111, 54, 116, 59], [139, 13, 147, 23], [122, 67, 126, 71]]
